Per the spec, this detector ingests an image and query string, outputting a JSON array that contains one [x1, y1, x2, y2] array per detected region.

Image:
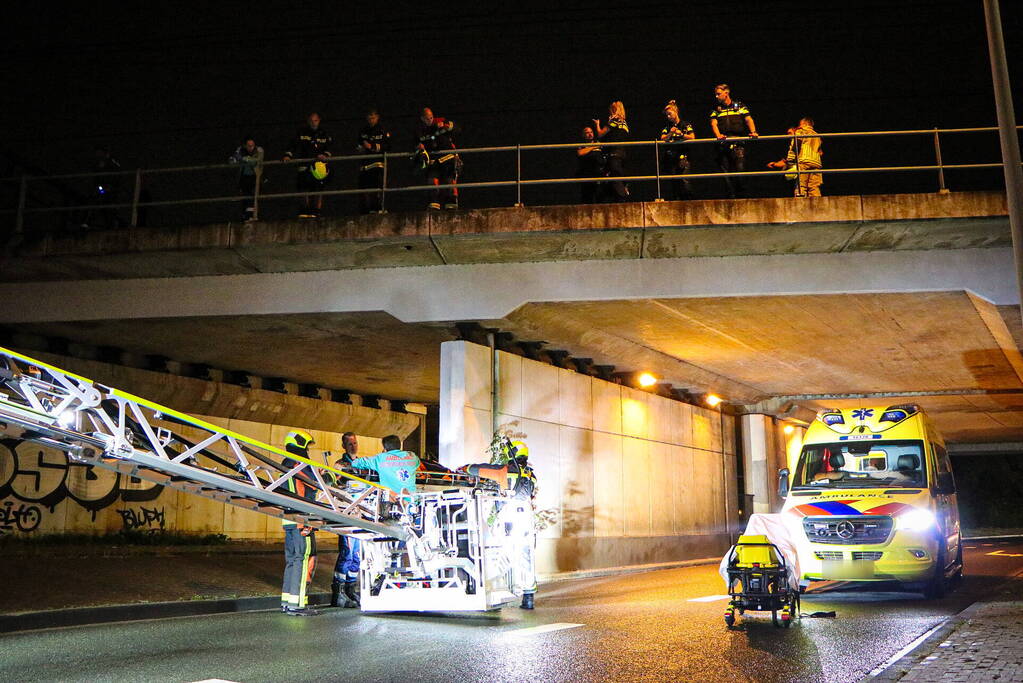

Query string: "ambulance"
[[778, 405, 963, 597]]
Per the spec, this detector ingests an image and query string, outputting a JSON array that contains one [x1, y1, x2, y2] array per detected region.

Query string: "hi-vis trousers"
[[282, 526, 317, 609]]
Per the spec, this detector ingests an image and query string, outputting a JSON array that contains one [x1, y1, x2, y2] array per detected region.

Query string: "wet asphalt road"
[[2, 540, 1021, 683]]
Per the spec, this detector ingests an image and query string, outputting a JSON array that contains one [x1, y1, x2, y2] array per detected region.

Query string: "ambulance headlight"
[[896, 508, 935, 532]]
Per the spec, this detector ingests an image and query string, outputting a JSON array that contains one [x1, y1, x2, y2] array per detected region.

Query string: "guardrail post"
[[252, 164, 262, 221], [792, 130, 802, 196], [380, 153, 388, 214], [933, 127, 949, 194], [15, 175, 27, 234], [130, 168, 142, 227], [654, 141, 664, 202], [515, 144, 524, 207]]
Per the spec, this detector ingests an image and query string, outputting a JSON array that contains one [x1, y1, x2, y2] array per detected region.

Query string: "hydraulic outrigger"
[[0, 346, 533, 612]]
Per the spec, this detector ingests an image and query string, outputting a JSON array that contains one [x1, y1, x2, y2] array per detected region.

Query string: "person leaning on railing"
[[577, 124, 606, 204], [283, 112, 333, 219], [356, 109, 391, 215], [660, 100, 696, 200], [592, 100, 631, 202], [709, 84, 758, 198], [788, 117, 823, 197], [413, 107, 461, 210], [228, 136, 264, 222]]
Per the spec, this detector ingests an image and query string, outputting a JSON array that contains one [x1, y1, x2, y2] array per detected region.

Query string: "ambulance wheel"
[[923, 547, 947, 599]]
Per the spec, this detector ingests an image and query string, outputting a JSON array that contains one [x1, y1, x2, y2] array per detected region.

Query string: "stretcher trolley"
[[723, 534, 800, 628]]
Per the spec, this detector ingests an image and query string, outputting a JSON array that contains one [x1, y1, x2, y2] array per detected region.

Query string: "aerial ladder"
[[0, 346, 532, 611]]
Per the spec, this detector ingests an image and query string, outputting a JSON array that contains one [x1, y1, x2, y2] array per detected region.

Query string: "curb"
[[0, 592, 331, 635]]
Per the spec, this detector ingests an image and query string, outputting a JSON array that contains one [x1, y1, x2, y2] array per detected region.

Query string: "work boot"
[[520, 592, 534, 610], [284, 607, 319, 617], [343, 581, 361, 608], [330, 581, 343, 608]]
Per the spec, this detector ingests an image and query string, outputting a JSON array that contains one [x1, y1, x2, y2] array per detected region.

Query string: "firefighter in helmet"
[[280, 429, 319, 616]]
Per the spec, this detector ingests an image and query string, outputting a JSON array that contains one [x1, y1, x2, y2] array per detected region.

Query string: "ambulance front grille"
[[803, 516, 893, 545], [815, 551, 844, 560], [852, 551, 883, 561]]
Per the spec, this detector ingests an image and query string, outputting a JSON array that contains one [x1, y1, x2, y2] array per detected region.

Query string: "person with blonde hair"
[[660, 100, 695, 200], [592, 100, 631, 202]]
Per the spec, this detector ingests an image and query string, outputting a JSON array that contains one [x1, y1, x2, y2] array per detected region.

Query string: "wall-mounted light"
[[783, 424, 795, 435], [638, 372, 657, 387], [705, 394, 723, 407]]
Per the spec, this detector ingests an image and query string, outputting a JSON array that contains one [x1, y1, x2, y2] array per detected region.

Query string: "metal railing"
[[2, 125, 1020, 233]]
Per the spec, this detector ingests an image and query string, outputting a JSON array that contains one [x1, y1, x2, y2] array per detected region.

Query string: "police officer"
[[357, 109, 391, 214], [414, 108, 460, 210], [660, 100, 695, 200], [577, 125, 605, 204], [280, 429, 319, 616], [331, 431, 363, 608], [708, 84, 758, 198], [592, 101, 630, 202], [283, 112, 333, 218]]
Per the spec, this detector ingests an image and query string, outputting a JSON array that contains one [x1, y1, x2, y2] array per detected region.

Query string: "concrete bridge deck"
[[1, 191, 1008, 282]]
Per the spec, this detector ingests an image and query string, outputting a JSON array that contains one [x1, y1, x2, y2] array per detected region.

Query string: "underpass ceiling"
[[14, 292, 1023, 442]]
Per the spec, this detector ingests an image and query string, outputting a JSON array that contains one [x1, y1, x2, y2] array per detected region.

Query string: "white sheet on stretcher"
[[718, 513, 802, 591]]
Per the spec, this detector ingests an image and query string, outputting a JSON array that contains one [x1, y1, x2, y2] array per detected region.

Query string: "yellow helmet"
[[284, 429, 314, 453], [509, 440, 528, 459]]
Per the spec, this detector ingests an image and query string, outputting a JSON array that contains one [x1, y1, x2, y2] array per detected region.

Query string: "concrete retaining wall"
[[0, 418, 383, 542], [439, 340, 738, 575]]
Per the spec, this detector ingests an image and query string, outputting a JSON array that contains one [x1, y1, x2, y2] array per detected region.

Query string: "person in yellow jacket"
[[280, 429, 319, 616], [786, 117, 823, 197]]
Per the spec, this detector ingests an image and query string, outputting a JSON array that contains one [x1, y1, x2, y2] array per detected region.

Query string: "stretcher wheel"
[[724, 613, 735, 627], [782, 615, 792, 628], [771, 610, 780, 627]]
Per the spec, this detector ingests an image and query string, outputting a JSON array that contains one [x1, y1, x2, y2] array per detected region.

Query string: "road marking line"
[[986, 549, 1023, 557], [191, 680, 241, 683], [506, 622, 583, 636], [688, 594, 731, 602]]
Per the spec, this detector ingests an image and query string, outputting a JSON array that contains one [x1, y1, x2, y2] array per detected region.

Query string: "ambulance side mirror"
[[778, 468, 790, 498]]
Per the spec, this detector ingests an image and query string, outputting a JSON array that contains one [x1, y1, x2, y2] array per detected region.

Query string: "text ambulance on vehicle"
[[778, 405, 963, 598]]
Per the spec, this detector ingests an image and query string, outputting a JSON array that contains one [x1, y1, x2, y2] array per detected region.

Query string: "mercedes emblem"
[[836, 521, 856, 539]]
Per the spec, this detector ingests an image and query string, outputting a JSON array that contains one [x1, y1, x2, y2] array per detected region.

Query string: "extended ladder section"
[[0, 346, 406, 540]]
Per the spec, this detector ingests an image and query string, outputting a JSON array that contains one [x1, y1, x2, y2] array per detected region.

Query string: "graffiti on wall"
[[0, 439, 165, 533], [116, 506, 166, 531]]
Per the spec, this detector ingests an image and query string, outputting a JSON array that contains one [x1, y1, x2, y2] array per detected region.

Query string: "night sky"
[[3, 0, 1021, 215]]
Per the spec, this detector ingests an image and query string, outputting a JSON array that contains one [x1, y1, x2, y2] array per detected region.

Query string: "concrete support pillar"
[[741, 414, 772, 515], [438, 340, 493, 470]]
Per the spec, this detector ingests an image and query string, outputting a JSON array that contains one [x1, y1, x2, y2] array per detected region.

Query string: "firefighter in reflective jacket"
[[357, 109, 391, 214], [280, 429, 319, 616], [460, 438, 538, 609], [413, 107, 460, 211]]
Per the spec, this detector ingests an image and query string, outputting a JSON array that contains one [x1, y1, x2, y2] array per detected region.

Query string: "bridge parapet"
[[2, 191, 1008, 283]]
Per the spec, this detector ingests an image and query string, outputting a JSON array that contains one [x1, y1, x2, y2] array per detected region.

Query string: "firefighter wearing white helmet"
[[280, 429, 319, 616]]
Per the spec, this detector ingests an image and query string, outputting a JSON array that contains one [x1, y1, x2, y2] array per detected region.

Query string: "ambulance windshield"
[[792, 440, 927, 489]]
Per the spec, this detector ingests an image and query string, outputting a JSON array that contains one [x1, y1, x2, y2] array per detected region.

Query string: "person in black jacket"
[[283, 112, 333, 218], [592, 101, 630, 202], [413, 107, 460, 210], [709, 84, 758, 198], [660, 101, 695, 200], [356, 109, 391, 214], [577, 125, 605, 204]]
